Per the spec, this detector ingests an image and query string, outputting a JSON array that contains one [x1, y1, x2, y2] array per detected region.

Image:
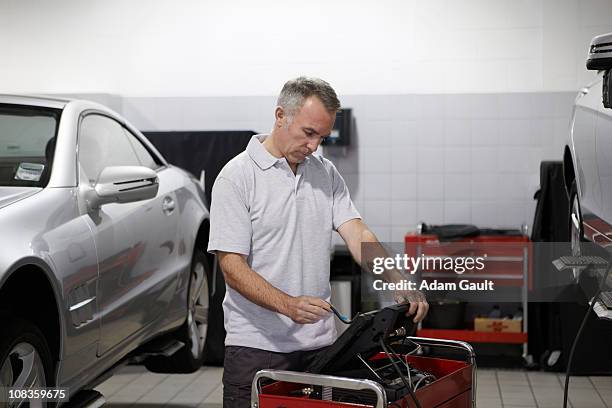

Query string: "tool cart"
[[251, 304, 477, 408], [405, 223, 531, 362]]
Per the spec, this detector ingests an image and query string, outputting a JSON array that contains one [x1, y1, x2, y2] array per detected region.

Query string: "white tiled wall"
[[3, 1, 611, 95], [335, 93, 575, 242], [118, 91, 575, 244]]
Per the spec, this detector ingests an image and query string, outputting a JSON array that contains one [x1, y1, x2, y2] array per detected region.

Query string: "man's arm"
[[337, 218, 403, 282], [217, 251, 330, 324], [337, 219, 429, 323]]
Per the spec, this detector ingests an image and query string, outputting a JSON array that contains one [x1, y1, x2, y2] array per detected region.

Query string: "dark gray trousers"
[[222, 345, 328, 408]]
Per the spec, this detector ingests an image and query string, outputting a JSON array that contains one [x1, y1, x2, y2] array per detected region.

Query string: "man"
[[208, 76, 428, 407]]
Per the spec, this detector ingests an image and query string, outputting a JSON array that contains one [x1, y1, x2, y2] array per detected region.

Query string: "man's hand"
[[394, 290, 429, 323], [284, 296, 331, 324]]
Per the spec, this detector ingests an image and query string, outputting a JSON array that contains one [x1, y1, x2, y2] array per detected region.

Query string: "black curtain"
[[144, 131, 255, 207], [528, 161, 570, 368], [529, 161, 612, 373], [531, 161, 569, 242]]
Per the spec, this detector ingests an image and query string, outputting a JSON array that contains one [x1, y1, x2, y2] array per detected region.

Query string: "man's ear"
[[275, 106, 285, 128]]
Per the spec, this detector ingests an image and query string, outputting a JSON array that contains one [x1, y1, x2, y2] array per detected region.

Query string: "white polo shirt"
[[207, 134, 361, 352]]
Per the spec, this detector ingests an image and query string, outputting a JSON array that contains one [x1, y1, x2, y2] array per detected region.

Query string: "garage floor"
[[95, 365, 612, 408]]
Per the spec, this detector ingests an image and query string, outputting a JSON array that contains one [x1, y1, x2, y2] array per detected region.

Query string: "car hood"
[[0, 187, 42, 209]]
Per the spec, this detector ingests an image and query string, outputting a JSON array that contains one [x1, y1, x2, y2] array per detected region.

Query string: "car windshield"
[[0, 104, 61, 187]]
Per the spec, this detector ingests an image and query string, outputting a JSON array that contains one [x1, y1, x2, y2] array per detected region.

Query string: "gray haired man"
[[208, 77, 428, 407]]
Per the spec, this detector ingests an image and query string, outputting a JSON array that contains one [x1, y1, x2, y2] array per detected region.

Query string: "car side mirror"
[[88, 166, 159, 209], [586, 32, 612, 71], [587, 32, 612, 109]]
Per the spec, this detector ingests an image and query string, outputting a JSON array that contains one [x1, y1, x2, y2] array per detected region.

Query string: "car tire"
[[0, 316, 54, 407], [145, 248, 211, 373], [201, 255, 226, 366]]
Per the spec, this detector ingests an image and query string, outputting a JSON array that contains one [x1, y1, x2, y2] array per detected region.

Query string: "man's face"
[[275, 96, 336, 165]]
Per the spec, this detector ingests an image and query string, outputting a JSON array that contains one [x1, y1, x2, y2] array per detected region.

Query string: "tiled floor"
[[96, 365, 223, 408], [96, 365, 612, 408], [477, 369, 612, 408]]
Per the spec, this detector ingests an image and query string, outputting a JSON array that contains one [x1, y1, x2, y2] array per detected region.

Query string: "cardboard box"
[[474, 317, 522, 333]]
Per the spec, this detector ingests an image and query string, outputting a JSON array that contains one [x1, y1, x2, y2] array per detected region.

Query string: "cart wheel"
[[523, 354, 539, 370], [540, 349, 563, 372]]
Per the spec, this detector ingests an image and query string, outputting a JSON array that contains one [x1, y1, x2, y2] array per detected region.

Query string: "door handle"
[[162, 196, 175, 215]]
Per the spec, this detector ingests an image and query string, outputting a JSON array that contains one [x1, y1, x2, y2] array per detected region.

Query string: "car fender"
[[1, 255, 67, 361]]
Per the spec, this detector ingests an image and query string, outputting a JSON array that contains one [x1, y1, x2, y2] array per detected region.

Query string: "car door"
[[77, 113, 178, 356], [119, 126, 182, 336]]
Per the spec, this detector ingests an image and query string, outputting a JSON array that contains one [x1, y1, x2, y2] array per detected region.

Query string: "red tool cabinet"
[[405, 228, 531, 358], [251, 337, 476, 408]]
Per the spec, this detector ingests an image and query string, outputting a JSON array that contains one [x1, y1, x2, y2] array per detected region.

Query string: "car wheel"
[[145, 248, 210, 373], [569, 180, 583, 257], [0, 316, 54, 408]]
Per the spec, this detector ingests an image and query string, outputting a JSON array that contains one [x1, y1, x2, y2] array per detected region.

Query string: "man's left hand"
[[394, 290, 429, 323]]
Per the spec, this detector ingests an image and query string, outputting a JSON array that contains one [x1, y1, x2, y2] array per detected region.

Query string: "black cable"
[[388, 342, 413, 385], [562, 287, 602, 408], [379, 337, 422, 408], [327, 302, 359, 324], [562, 260, 612, 408]]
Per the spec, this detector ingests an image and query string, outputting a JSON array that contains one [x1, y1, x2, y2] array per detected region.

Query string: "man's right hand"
[[284, 296, 331, 324]]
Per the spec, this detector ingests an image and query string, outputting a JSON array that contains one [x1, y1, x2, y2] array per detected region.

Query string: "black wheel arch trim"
[[1, 256, 67, 363], [563, 145, 576, 199]]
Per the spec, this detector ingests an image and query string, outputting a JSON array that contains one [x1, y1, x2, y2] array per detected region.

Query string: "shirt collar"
[[247, 134, 311, 170], [247, 134, 279, 170]]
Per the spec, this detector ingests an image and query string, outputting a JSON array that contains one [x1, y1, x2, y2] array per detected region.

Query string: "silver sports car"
[[564, 33, 612, 254], [0, 95, 214, 406]]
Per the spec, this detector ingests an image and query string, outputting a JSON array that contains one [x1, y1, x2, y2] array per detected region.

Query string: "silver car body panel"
[[570, 70, 612, 246], [0, 186, 41, 209], [571, 73, 603, 219], [0, 94, 69, 109], [0, 95, 208, 393]]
